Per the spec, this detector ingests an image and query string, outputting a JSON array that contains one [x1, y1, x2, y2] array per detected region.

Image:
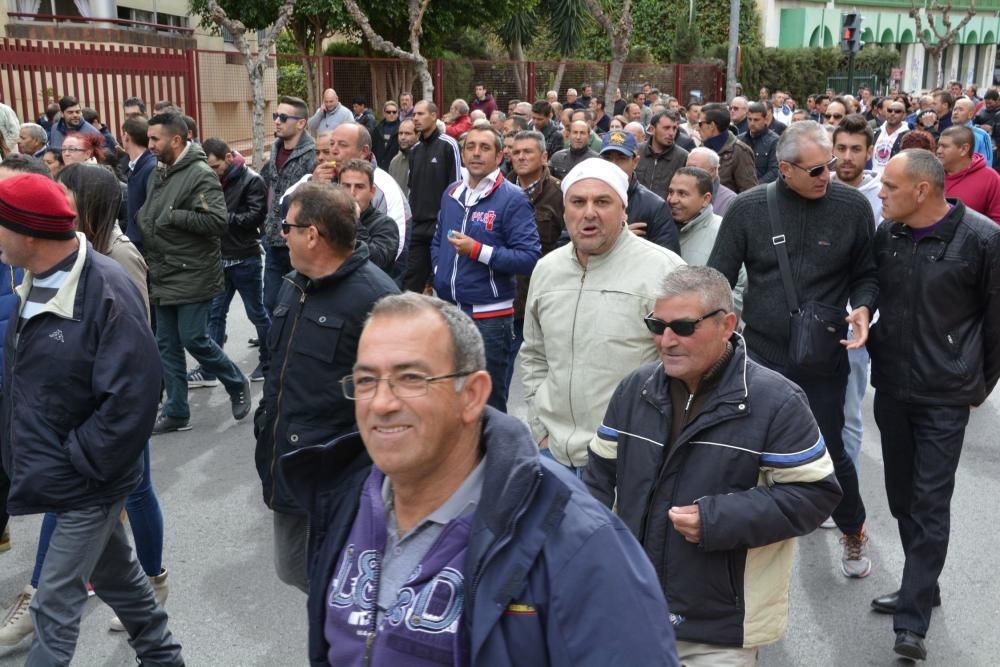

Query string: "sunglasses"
[[273, 112, 304, 123], [823, 112, 844, 121], [786, 157, 837, 178], [280, 221, 312, 234], [643, 309, 725, 337], [384, 109, 399, 114], [887, 108, 906, 114]]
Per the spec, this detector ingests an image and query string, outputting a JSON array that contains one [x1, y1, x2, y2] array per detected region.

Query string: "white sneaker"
[[840, 529, 872, 578], [821, 516, 837, 529], [0, 585, 35, 646], [109, 569, 169, 632]]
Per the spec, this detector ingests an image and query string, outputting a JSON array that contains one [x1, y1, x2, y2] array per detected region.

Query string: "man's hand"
[[628, 222, 648, 237], [313, 160, 337, 182], [447, 230, 477, 257], [668, 504, 701, 544], [842, 306, 871, 349]]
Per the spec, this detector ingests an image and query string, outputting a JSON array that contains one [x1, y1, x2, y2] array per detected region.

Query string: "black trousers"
[[751, 353, 867, 535], [873, 391, 969, 636], [0, 463, 8, 535], [402, 233, 433, 293]]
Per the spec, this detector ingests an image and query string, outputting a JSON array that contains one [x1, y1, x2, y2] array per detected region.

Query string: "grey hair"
[[513, 129, 546, 155], [657, 265, 734, 313], [687, 147, 720, 170], [490, 111, 506, 121], [452, 99, 470, 115], [367, 293, 487, 375], [898, 148, 945, 193], [775, 120, 832, 164], [19, 123, 46, 145]]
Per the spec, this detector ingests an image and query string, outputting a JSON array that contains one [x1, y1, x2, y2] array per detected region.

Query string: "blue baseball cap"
[[600, 130, 638, 157]]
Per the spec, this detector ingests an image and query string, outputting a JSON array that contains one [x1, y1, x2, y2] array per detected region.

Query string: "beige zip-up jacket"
[[520, 228, 685, 467]]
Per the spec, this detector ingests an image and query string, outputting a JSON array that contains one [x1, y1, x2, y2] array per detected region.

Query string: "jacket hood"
[[947, 153, 988, 185], [856, 171, 881, 195], [270, 131, 316, 161]]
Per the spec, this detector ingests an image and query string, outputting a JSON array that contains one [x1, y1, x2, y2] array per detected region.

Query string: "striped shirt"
[[17, 250, 77, 334]]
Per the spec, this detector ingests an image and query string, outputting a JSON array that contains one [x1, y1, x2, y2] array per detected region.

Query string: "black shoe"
[[248, 337, 260, 348], [152, 414, 192, 435], [871, 588, 942, 614], [894, 630, 927, 661], [250, 363, 265, 382], [230, 377, 252, 420]]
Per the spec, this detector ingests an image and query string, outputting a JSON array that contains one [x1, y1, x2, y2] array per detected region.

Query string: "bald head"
[[898, 149, 945, 193], [330, 122, 372, 162], [952, 97, 977, 124], [322, 89, 340, 111]]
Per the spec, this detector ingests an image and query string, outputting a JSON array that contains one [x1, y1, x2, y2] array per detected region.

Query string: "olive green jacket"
[[136, 143, 227, 305]]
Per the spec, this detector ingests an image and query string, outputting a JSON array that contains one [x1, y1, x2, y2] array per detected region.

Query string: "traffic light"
[[841, 13, 863, 54]]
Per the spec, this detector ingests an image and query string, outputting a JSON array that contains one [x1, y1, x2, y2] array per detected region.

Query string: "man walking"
[[192, 138, 270, 385], [586, 265, 841, 666], [939, 125, 1000, 223], [254, 181, 398, 593], [872, 100, 910, 175], [260, 96, 316, 316], [698, 103, 758, 193], [686, 147, 738, 216], [137, 112, 251, 434], [121, 116, 157, 251], [388, 119, 417, 197], [739, 102, 780, 183], [951, 97, 994, 164], [0, 173, 183, 666], [709, 120, 878, 579], [372, 101, 401, 168], [403, 101, 461, 292], [280, 292, 679, 665], [868, 149, 1000, 661], [548, 120, 598, 180], [431, 126, 540, 412], [635, 110, 689, 201], [522, 159, 684, 475]]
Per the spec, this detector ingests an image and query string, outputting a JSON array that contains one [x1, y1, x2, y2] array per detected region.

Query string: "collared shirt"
[[458, 168, 501, 208], [377, 459, 485, 618], [516, 173, 542, 196]]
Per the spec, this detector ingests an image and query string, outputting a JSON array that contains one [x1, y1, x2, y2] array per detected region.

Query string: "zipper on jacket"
[[450, 205, 472, 301], [269, 280, 307, 506], [562, 268, 588, 464], [362, 551, 382, 667]]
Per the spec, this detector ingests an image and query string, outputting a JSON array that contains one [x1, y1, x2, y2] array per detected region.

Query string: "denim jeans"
[[155, 301, 245, 421], [750, 352, 867, 535], [263, 244, 292, 317], [842, 339, 870, 473], [33, 445, 164, 587], [873, 392, 969, 636], [540, 447, 585, 479], [208, 255, 271, 365], [475, 315, 513, 413], [504, 317, 524, 398], [27, 500, 182, 666]]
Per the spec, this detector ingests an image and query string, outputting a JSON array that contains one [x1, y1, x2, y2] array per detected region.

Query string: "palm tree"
[[498, 0, 588, 99]]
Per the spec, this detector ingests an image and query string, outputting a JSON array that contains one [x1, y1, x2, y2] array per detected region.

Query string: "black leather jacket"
[[220, 161, 267, 260], [869, 201, 1000, 406]]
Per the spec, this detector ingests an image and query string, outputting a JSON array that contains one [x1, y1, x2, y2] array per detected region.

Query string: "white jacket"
[[677, 204, 746, 314], [521, 229, 685, 466]]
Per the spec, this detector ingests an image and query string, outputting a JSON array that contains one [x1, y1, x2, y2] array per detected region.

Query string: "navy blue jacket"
[[1, 241, 161, 514], [0, 263, 23, 378], [431, 175, 541, 318], [281, 408, 679, 667], [125, 150, 156, 250]]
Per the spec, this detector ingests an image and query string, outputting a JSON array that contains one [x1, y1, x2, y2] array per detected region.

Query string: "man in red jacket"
[[939, 125, 1000, 223]]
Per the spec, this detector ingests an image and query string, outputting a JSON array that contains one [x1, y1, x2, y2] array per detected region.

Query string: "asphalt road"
[[1, 303, 998, 666]]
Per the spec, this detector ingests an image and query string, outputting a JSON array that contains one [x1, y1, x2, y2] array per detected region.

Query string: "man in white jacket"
[[521, 158, 685, 474], [831, 114, 882, 484]]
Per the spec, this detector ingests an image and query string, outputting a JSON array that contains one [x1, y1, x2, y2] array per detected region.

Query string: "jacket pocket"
[[294, 312, 344, 364]]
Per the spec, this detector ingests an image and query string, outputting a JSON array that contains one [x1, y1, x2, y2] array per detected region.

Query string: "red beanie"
[[0, 173, 77, 240]]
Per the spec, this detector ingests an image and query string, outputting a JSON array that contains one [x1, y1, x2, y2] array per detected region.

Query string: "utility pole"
[[726, 0, 739, 100]]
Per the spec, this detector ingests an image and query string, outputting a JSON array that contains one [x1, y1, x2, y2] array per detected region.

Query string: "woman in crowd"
[[41, 148, 64, 177], [60, 131, 105, 167]]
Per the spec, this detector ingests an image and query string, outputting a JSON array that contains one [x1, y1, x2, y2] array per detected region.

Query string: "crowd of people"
[[0, 75, 997, 666]]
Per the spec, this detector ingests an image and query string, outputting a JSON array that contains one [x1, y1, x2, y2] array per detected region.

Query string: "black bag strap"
[[766, 181, 800, 314]]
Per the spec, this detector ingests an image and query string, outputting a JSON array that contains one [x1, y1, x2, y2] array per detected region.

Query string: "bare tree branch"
[[341, 0, 434, 99]]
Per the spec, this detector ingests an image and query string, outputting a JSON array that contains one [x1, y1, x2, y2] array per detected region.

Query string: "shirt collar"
[[381, 458, 485, 528]]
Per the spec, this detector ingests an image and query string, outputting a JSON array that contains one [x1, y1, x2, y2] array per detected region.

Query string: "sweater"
[[708, 179, 878, 369], [944, 154, 1000, 224]]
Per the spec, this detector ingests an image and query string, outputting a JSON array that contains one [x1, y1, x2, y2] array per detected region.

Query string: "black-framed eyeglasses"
[[887, 108, 906, 114], [384, 109, 399, 115], [643, 309, 726, 337], [786, 157, 837, 178], [823, 112, 844, 121], [280, 220, 312, 234], [273, 112, 304, 123], [341, 371, 474, 400]]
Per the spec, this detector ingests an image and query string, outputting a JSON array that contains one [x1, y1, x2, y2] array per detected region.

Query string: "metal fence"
[[0, 41, 723, 154]]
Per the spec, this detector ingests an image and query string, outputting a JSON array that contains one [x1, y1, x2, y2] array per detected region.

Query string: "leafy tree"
[[671, 17, 701, 64], [910, 0, 977, 88], [497, 0, 589, 97], [205, 0, 296, 168], [583, 0, 633, 111], [632, 0, 760, 64]]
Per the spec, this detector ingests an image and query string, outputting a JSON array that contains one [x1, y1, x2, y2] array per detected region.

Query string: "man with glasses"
[[260, 96, 316, 317], [698, 103, 757, 193], [279, 292, 679, 665], [585, 265, 841, 666], [822, 99, 848, 127], [372, 101, 401, 169], [709, 120, 879, 581], [872, 100, 910, 175], [254, 181, 399, 593], [728, 96, 749, 135]]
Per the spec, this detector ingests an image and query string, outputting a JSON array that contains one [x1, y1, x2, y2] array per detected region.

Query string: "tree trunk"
[[553, 61, 567, 97], [606, 44, 625, 112], [302, 55, 318, 113], [414, 57, 434, 102], [248, 62, 267, 168], [508, 40, 526, 99], [934, 49, 944, 89]]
